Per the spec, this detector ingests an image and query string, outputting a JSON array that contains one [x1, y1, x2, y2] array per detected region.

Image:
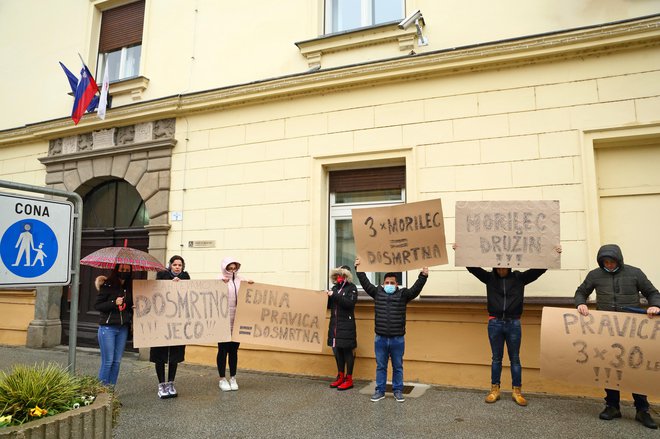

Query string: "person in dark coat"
[[355, 257, 428, 403], [94, 263, 133, 386], [151, 255, 190, 399], [326, 265, 358, 391], [575, 244, 659, 429], [455, 243, 561, 406]]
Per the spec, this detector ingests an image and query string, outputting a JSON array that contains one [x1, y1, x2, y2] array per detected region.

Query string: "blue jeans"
[[374, 335, 405, 392], [98, 325, 129, 385], [605, 388, 649, 412], [487, 318, 522, 387]]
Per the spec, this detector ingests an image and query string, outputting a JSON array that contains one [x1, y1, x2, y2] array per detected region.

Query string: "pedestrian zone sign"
[[0, 192, 74, 287]]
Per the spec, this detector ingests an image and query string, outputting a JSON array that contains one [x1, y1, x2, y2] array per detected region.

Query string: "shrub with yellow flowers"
[[0, 362, 117, 428]]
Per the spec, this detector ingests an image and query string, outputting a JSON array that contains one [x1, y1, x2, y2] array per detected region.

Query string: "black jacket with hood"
[[327, 267, 358, 349], [94, 275, 133, 327], [467, 267, 546, 319], [356, 271, 427, 337], [574, 244, 660, 311]]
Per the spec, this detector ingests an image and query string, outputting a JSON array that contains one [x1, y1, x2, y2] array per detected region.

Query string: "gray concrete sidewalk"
[[0, 344, 657, 438]]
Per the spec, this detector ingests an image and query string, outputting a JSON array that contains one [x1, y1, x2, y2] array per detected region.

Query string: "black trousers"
[[217, 341, 240, 377]]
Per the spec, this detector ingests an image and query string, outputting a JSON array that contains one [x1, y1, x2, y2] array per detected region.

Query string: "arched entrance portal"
[[60, 179, 149, 349]]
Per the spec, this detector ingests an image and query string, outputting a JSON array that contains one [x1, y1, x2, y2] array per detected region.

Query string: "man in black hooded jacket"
[[575, 243, 660, 429]]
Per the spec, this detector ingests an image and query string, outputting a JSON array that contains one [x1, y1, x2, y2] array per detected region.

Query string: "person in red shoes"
[[327, 265, 358, 391]]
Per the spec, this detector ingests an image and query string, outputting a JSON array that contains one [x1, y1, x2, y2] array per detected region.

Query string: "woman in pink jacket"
[[217, 257, 252, 391]]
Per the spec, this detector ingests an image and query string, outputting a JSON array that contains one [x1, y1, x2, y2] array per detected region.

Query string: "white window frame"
[[325, 0, 405, 34], [328, 189, 406, 290], [97, 44, 141, 83]]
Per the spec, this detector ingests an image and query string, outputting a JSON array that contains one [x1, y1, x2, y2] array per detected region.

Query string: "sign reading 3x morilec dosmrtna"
[[132, 280, 232, 348], [540, 307, 660, 398], [454, 200, 561, 269], [352, 199, 448, 272], [232, 282, 327, 353]]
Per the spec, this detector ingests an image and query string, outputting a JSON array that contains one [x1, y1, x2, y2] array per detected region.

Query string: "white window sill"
[[295, 22, 418, 69], [109, 76, 150, 101]]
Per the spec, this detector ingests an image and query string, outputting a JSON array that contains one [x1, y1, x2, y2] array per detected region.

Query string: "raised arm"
[[354, 257, 378, 299]]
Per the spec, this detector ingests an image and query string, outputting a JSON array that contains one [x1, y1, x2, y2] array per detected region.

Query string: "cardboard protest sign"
[[232, 282, 327, 353], [352, 199, 448, 272], [455, 200, 560, 269], [132, 280, 232, 348], [540, 307, 660, 398]]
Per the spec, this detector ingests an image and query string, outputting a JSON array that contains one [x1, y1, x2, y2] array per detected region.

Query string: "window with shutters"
[[329, 166, 406, 288], [96, 1, 145, 82]]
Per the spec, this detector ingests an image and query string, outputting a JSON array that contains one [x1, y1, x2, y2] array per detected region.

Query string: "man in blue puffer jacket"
[[575, 243, 660, 429]]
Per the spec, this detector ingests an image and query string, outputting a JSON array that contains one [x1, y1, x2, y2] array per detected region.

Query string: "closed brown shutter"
[[98, 0, 145, 53], [329, 166, 405, 193]]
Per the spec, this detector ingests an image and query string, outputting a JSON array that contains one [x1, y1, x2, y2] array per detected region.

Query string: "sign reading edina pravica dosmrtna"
[[232, 282, 327, 353]]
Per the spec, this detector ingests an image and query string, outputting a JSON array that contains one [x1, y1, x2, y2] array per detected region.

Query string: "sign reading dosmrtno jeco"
[[132, 280, 232, 348], [0, 192, 73, 287]]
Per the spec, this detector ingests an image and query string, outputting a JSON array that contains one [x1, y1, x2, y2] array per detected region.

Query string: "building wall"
[[0, 2, 658, 398], [0, 291, 35, 345], [1, 0, 659, 131]]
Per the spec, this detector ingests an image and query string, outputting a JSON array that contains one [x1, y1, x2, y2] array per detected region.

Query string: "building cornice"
[[2, 15, 659, 146]]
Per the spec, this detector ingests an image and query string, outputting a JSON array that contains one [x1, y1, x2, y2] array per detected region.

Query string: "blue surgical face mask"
[[383, 284, 396, 294], [603, 265, 619, 273]]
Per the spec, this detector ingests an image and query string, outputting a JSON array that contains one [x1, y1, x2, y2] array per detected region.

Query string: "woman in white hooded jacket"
[[217, 257, 253, 391]]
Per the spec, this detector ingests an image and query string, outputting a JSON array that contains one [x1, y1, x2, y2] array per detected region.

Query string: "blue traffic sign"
[[0, 192, 73, 286], [1, 219, 58, 278]]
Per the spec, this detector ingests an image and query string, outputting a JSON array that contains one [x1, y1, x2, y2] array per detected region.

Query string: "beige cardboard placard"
[[540, 307, 660, 398], [352, 199, 448, 272], [132, 280, 232, 348], [455, 200, 560, 269], [232, 282, 327, 353]]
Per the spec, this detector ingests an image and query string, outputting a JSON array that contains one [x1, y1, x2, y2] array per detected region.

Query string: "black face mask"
[[118, 271, 132, 281]]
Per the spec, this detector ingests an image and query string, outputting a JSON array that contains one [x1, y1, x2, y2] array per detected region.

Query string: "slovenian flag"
[[59, 62, 99, 114], [71, 63, 99, 125]]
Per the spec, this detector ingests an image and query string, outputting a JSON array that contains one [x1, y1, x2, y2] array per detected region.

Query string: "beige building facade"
[[1, 1, 659, 398]]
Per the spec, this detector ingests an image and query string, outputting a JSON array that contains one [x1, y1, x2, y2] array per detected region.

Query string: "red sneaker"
[[330, 372, 344, 388]]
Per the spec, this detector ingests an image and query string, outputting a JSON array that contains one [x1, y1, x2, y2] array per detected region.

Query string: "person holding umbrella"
[[151, 255, 190, 399], [94, 263, 134, 386], [82, 243, 166, 387]]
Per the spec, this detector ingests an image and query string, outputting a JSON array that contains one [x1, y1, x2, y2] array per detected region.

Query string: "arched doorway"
[[60, 179, 149, 349]]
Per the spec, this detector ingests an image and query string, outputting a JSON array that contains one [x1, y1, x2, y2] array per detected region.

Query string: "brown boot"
[[512, 386, 527, 406], [485, 384, 500, 403]]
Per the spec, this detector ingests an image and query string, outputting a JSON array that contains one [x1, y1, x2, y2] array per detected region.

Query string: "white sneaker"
[[229, 377, 238, 391], [167, 381, 178, 398], [219, 378, 231, 392], [158, 383, 169, 399]]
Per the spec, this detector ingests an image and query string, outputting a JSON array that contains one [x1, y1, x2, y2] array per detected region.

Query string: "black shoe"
[[599, 406, 621, 420], [636, 411, 658, 429]]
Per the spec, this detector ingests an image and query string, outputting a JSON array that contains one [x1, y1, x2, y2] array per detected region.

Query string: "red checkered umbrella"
[[80, 246, 166, 272]]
